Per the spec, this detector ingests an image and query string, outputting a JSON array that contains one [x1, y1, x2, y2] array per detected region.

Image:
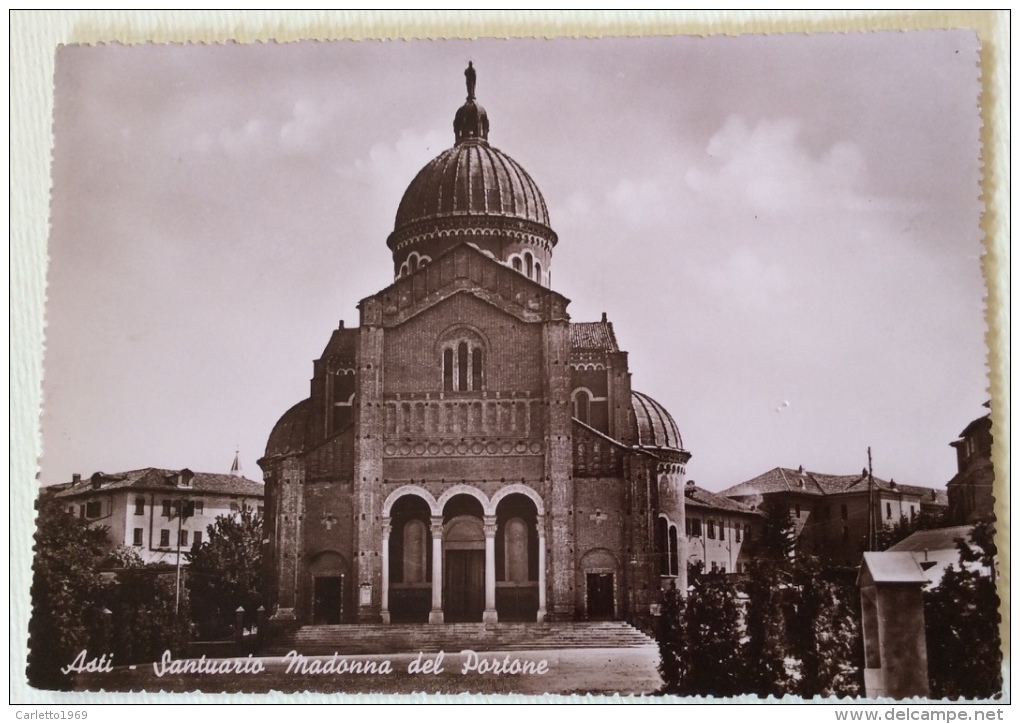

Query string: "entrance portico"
[[381, 484, 546, 625]]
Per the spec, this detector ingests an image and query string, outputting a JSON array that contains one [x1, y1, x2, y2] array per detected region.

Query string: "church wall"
[[574, 479, 627, 619], [382, 293, 545, 395], [383, 454, 545, 485]]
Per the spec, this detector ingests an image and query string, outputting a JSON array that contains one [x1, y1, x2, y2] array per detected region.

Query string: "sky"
[[40, 32, 989, 491]]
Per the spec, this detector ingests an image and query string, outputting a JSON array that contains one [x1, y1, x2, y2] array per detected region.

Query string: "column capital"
[[430, 517, 444, 538], [381, 517, 392, 537], [483, 515, 498, 537]]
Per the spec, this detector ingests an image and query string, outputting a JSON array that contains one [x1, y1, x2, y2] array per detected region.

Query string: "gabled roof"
[[53, 468, 264, 499], [720, 466, 947, 506], [319, 325, 357, 361], [858, 551, 929, 586], [887, 525, 976, 553], [684, 485, 764, 516], [570, 321, 618, 352]]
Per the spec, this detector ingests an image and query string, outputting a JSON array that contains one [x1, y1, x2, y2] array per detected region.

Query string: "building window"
[[910, 505, 916, 521], [735, 525, 741, 543], [691, 518, 702, 537], [512, 257, 522, 273], [710, 562, 718, 573], [440, 334, 485, 392], [78, 505, 86, 519], [525, 251, 534, 279], [134, 497, 145, 515], [162, 499, 172, 517], [668, 525, 679, 576], [719, 522, 725, 541], [193, 531, 203, 546], [707, 520, 716, 539], [572, 389, 592, 425], [685, 517, 691, 536], [194, 501, 204, 515], [657, 517, 670, 576], [133, 528, 143, 546], [257, 505, 264, 517], [230, 502, 240, 513], [841, 504, 848, 521], [159, 530, 170, 548], [178, 530, 188, 547], [795, 503, 801, 518], [886, 502, 892, 520], [720, 565, 726, 574], [744, 524, 751, 541], [67, 505, 75, 515], [85, 501, 102, 518], [534, 261, 542, 283]]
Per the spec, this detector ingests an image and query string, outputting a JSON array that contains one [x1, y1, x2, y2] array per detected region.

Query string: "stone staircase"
[[265, 621, 657, 656]]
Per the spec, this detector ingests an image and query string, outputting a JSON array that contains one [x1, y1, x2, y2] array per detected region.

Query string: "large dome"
[[393, 141, 551, 233], [386, 65, 557, 283]]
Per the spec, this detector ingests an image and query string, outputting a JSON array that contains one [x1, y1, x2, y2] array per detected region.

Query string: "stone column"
[[537, 515, 547, 623], [380, 519, 391, 624], [483, 515, 498, 623], [429, 517, 444, 624]]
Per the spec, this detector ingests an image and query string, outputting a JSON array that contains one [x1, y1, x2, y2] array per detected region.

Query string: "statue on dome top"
[[465, 61, 476, 101]]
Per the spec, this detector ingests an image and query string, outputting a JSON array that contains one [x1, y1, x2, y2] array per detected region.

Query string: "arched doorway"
[[578, 548, 621, 621], [495, 493, 539, 621], [442, 494, 485, 622], [387, 495, 433, 622]]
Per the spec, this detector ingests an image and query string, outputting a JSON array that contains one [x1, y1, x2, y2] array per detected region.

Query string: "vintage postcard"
[[15, 15, 1008, 707]]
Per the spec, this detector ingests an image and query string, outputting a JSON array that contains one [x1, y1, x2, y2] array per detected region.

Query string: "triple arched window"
[[440, 330, 486, 393]]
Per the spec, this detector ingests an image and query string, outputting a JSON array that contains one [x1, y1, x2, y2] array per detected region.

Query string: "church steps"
[[265, 621, 656, 655]]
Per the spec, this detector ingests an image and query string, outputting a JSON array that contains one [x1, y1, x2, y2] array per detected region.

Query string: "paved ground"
[[74, 647, 663, 697]]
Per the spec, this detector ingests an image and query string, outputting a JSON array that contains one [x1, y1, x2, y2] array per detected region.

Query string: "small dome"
[[265, 398, 312, 458], [631, 391, 685, 451]]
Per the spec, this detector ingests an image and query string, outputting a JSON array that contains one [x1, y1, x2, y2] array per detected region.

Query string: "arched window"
[[669, 525, 679, 576], [657, 517, 670, 576], [439, 330, 486, 393], [471, 347, 483, 391], [524, 252, 534, 279], [534, 261, 542, 284], [512, 257, 522, 273], [572, 389, 592, 425], [402, 519, 427, 583], [443, 349, 454, 391], [504, 517, 529, 583]]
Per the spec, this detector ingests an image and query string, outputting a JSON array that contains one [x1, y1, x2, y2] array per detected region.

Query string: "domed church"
[[260, 65, 690, 631]]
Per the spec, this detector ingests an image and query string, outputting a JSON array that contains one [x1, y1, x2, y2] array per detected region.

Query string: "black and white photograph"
[[14, 13, 1007, 706]]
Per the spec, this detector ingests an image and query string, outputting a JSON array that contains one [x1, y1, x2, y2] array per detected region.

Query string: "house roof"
[[720, 466, 947, 506], [684, 485, 764, 516], [53, 468, 264, 499], [570, 321, 619, 352], [858, 551, 930, 585], [887, 525, 976, 553]]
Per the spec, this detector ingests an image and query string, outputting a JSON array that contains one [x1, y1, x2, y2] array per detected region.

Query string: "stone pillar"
[[429, 517, 444, 624], [537, 515, 547, 623], [380, 519, 391, 624], [483, 515, 498, 623]]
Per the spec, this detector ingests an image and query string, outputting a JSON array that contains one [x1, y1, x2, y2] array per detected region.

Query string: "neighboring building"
[[720, 466, 948, 565], [259, 67, 691, 630], [947, 404, 995, 524], [676, 482, 764, 576], [50, 468, 265, 565], [885, 524, 988, 589]]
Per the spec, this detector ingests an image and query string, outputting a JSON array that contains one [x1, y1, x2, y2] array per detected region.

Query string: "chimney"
[[601, 312, 607, 323], [338, 319, 344, 329], [890, 478, 897, 489], [798, 465, 804, 474], [72, 473, 81, 484]]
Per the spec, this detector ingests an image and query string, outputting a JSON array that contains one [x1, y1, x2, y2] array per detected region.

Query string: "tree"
[[657, 580, 687, 694], [757, 500, 797, 562], [924, 522, 1002, 699], [27, 496, 109, 690], [785, 557, 861, 697], [681, 572, 746, 697], [101, 552, 191, 665], [743, 560, 792, 697], [187, 506, 264, 639]]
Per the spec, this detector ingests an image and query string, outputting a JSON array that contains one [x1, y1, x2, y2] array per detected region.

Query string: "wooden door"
[[445, 550, 484, 622]]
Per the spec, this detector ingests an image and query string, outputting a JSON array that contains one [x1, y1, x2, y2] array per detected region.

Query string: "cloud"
[[686, 115, 867, 215], [698, 246, 790, 309]]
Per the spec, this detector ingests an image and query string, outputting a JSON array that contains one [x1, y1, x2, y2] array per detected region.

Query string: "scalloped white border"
[[10, 10, 1010, 706]]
